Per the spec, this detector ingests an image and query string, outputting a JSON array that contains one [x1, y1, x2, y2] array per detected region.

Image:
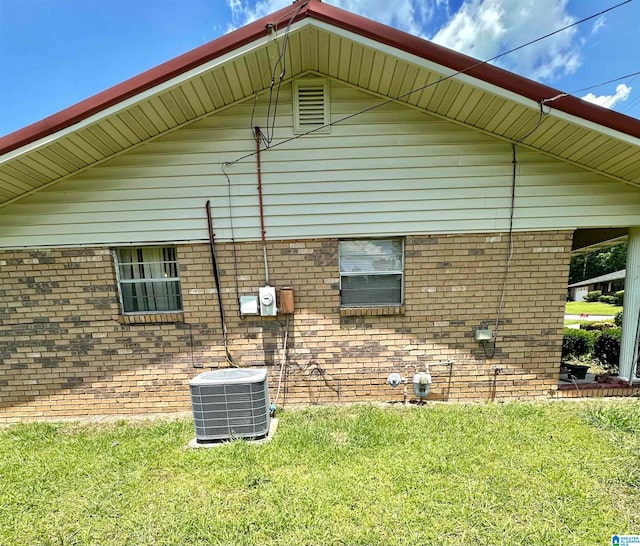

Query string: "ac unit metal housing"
[[189, 368, 270, 442]]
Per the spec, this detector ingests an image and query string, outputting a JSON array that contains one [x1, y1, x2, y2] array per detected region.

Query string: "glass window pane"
[[341, 274, 402, 306], [116, 246, 182, 313], [120, 280, 182, 312], [339, 239, 402, 273]]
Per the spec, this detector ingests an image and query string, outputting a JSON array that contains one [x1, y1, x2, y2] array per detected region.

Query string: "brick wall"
[[0, 230, 572, 422]]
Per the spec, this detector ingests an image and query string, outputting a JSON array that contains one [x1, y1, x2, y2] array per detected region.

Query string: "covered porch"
[[556, 226, 640, 398]]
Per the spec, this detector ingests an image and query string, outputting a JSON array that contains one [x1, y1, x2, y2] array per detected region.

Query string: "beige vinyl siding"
[[1, 81, 639, 248]]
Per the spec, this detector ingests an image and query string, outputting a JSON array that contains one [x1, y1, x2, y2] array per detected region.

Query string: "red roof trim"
[[0, 1, 313, 156], [2, 0, 639, 157], [309, 0, 640, 139]]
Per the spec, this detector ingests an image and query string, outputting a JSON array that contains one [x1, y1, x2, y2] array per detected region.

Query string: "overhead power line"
[[571, 70, 640, 95], [481, 0, 632, 67], [224, 0, 633, 168]]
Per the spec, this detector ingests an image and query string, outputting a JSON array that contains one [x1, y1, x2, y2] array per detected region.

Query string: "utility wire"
[[263, 0, 310, 145], [250, 1, 310, 146], [548, 68, 640, 118], [480, 0, 631, 68], [482, 101, 547, 359], [224, 0, 632, 168], [227, 1, 630, 354], [222, 162, 241, 314], [570, 70, 640, 95], [223, 0, 633, 367]]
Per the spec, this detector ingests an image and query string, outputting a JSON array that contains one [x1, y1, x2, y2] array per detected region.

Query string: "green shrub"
[[593, 328, 622, 371], [584, 290, 602, 302], [562, 328, 595, 361], [598, 295, 617, 304], [614, 290, 625, 306], [614, 311, 623, 327], [581, 322, 615, 331]]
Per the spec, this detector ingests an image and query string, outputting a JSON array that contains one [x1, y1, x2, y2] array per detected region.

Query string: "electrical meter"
[[259, 286, 277, 316]]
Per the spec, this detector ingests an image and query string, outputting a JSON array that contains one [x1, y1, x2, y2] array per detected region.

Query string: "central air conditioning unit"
[[189, 368, 270, 442]]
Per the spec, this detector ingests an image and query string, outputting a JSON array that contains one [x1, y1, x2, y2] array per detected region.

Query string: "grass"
[[2, 401, 640, 545], [565, 301, 622, 316]]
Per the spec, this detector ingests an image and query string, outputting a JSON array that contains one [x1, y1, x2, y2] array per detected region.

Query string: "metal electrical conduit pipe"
[[206, 200, 238, 367], [255, 127, 270, 286]]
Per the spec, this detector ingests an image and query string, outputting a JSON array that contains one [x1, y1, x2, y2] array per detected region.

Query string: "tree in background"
[[569, 243, 627, 285]]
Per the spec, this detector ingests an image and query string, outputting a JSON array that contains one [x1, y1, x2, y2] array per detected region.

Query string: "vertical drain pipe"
[[206, 200, 237, 367], [255, 127, 270, 285]]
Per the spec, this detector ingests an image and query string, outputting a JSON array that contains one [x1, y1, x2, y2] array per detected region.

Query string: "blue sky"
[[1, 0, 639, 138]]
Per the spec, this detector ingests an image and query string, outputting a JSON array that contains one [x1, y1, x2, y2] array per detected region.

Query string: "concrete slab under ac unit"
[[186, 418, 278, 449]]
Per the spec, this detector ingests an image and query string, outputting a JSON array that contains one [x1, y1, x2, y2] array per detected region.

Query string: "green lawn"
[[2, 402, 640, 545], [566, 301, 622, 316]]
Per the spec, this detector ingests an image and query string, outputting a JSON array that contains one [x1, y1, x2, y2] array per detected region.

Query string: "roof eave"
[[0, 0, 315, 156], [309, 0, 640, 140], [568, 269, 626, 288], [2, 0, 640, 159]]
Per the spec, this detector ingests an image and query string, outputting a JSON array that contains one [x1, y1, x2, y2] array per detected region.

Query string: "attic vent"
[[294, 79, 330, 134]]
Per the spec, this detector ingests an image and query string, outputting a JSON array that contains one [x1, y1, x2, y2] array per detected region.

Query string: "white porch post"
[[619, 227, 640, 381]]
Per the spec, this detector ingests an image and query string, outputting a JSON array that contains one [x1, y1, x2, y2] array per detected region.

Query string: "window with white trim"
[[339, 239, 404, 307], [114, 247, 182, 313]]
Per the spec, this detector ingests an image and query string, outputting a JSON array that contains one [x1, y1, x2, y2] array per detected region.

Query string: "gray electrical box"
[[239, 295, 259, 315], [475, 329, 493, 342]]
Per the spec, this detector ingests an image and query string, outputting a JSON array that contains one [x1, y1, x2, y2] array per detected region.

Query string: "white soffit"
[[0, 31, 285, 163], [310, 19, 640, 146], [302, 20, 640, 188], [1, 16, 640, 209]]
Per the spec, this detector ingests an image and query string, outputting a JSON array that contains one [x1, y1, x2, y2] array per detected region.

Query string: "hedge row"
[[583, 290, 624, 305], [562, 327, 622, 371], [562, 328, 593, 360], [584, 290, 601, 302], [594, 328, 621, 369]]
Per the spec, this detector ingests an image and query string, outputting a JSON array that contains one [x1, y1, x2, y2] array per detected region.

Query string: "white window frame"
[[113, 246, 183, 314], [339, 238, 404, 307]]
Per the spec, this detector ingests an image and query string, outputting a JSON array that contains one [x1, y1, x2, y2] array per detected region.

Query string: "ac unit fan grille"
[[190, 373, 270, 442]]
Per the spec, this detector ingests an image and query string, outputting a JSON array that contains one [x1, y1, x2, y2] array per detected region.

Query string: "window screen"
[[115, 247, 182, 313], [339, 239, 403, 306]]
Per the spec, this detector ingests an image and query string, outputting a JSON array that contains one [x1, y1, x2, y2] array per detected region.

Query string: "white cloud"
[[225, 0, 444, 36], [225, 0, 583, 82], [328, 0, 443, 36], [432, 0, 581, 82], [226, 0, 288, 31], [582, 84, 631, 109], [591, 16, 605, 36]]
